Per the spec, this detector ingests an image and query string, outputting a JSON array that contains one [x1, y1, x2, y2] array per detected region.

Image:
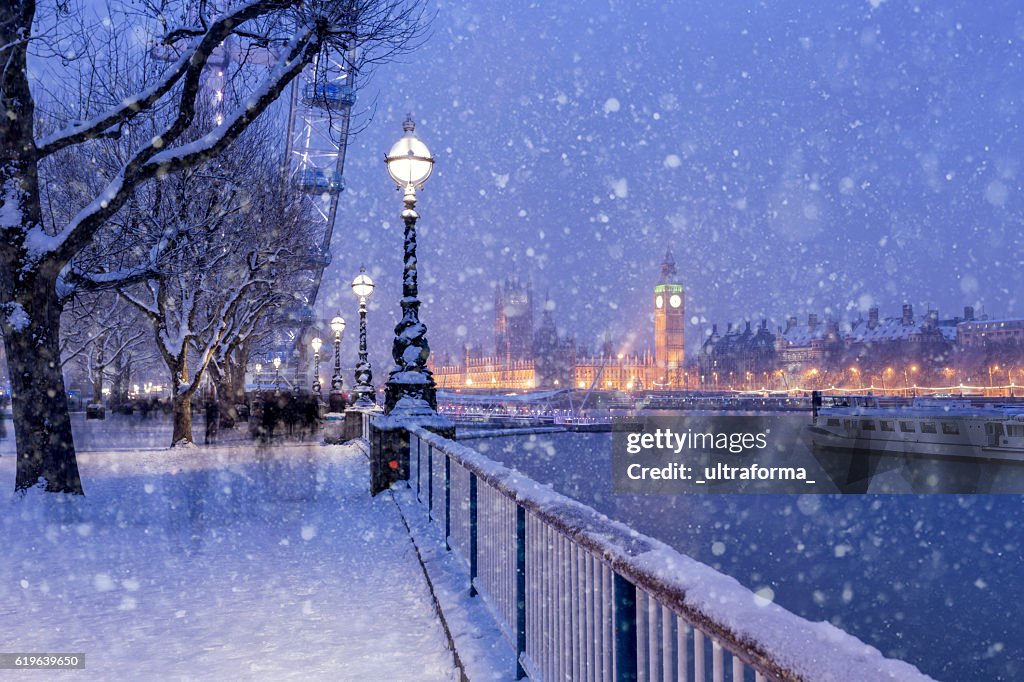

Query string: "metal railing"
[[404, 425, 933, 682]]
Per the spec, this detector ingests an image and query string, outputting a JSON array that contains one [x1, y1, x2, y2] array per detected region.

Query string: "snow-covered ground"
[[0, 438, 458, 681]]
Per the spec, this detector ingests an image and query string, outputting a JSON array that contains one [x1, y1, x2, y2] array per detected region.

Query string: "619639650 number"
[[0, 653, 85, 669]]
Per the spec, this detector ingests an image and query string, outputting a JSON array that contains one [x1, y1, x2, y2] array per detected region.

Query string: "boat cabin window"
[[941, 422, 960, 435], [880, 420, 895, 432], [824, 396, 880, 408], [920, 421, 937, 434], [860, 419, 875, 430], [1006, 424, 1024, 438], [900, 421, 916, 432]]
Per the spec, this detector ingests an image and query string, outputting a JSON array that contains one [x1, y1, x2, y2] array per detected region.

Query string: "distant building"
[[495, 276, 534, 362], [533, 294, 576, 388], [702, 304, 997, 390], [430, 255, 677, 391], [957, 312, 1024, 348], [700, 320, 777, 387], [653, 248, 685, 377], [954, 309, 1024, 384]]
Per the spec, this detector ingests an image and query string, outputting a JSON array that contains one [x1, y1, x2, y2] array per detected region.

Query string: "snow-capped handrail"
[[407, 425, 934, 682]]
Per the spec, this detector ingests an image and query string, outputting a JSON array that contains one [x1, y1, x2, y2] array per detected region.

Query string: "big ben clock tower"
[[654, 247, 685, 378]]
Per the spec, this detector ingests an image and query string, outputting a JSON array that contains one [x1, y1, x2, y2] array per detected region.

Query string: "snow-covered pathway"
[[0, 442, 458, 681]]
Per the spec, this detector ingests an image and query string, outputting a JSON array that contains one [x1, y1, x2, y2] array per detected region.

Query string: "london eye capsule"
[[296, 168, 345, 194]]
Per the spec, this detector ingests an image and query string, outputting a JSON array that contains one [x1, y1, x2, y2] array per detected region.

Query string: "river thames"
[[474, 428, 1023, 682]]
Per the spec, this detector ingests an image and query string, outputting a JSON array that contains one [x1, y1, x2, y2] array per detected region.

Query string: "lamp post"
[[382, 115, 440, 415], [368, 115, 454, 497], [273, 356, 282, 392], [329, 315, 346, 412], [311, 337, 323, 395], [351, 267, 376, 407], [254, 362, 262, 393]]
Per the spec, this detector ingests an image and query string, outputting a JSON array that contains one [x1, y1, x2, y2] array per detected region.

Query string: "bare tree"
[[120, 123, 316, 446], [0, 0, 426, 492], [60, 294, 148, 411]]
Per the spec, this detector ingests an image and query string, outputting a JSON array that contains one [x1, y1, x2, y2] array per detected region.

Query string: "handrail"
[[408, 425, 934, 682]]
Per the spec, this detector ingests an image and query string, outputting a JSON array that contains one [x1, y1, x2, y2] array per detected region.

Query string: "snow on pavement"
[[0, 442, 458, 681]]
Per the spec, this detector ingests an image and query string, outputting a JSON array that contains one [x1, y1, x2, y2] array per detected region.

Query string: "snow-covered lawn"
[[0, 441, 458, 681]]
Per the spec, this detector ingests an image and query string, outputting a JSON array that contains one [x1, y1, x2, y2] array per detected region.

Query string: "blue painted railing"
[[401, 425, 934, 682]]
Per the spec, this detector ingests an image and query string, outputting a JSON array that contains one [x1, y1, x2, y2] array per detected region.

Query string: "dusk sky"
[[315, 0, 1024, 366]]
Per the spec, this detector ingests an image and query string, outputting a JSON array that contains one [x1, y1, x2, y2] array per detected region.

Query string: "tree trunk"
[[172, 394, 192, 445], [219, 351, 248, 427], [111, 353, 129, 410], [169, 355, 195, 445], [1, 9, 82, 493], [91, 345, 104, 406], [5, 280, 83, 493], [207, 362, 230, 428], [216, 381, 236, 427]]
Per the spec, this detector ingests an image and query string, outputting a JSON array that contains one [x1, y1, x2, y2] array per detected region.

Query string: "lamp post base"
[[369, 409, 455, 496], [384, 379, 438, 415], [322, 412, 346, 444], [352, 386, 376, 408], [343, 403, 382, 441]]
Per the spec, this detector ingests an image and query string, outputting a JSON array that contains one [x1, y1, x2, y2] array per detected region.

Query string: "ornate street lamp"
[[329, 315, 347, 411], [311, 337, 323, 395], [383, 115, 439, 415], [254, 362, 262, 393], [351, 267, 376, 406], [273, 356, 282, 392]]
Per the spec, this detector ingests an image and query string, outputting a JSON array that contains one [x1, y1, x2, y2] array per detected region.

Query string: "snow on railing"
[[405, 425, 934, 682]]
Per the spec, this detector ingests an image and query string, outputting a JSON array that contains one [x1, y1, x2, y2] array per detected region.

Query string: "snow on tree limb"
[[32, 13, 320, 269], [33, 0, 287, 158]]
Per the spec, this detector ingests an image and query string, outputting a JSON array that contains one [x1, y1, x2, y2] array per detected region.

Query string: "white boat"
[[807, 396, 1024, 462]]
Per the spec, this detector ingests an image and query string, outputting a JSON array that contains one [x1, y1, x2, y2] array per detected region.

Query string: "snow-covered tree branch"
[[0, 0, 428, 492]]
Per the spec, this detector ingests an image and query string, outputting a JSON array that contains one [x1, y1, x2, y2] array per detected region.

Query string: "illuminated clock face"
[[655, 295, 664, 309], [669, 294, 682, 308]]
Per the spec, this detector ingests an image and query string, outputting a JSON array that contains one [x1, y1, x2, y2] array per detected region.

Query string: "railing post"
[[469, 472, 478, 597], [415, 436, 421, 501], [515, 504, 527, 679], [427, 444, 434, 520], [614, 573, 638, 682], [444, 454, 451, 551]]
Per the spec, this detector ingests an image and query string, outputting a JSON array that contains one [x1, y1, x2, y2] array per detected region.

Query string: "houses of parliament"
[[429, 249, 686, 392]]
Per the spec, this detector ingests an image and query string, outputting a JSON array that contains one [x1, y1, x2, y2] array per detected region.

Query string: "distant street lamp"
[[329, 315, 347, 412], [254, 362, 262, 392], [904, 364, 918, 397], [273, 356, 282, 392], [382, 115, 440, 415], [351, 267, 376, 407], [311, 337, 323, 395]]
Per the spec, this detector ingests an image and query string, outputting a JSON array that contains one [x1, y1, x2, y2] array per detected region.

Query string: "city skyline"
[[317, 0, 1024, 373], [428, 247, 1022, 393], [433, 267, 1016, 361]]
